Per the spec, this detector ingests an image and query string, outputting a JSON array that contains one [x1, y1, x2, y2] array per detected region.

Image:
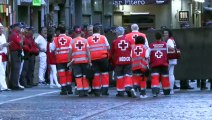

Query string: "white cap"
[[0, 23, 3, 27]]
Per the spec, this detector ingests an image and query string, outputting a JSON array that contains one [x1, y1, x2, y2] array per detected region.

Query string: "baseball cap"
[[13, 22, 26, 28]]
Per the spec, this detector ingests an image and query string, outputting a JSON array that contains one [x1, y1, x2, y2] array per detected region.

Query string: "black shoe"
[[190, 80, 195, 82], [24, 85, 31, 88], [60, 86, 67, 95], [116, 91, 124, 97], [163, 89, 170, 95], [201, 87, 208, 90], [101, 87, 109, 96], [60, 91, 68, 95], [94, 89, 101, 97], [11, 87, 24, 90], [181, 86, 194, 90]]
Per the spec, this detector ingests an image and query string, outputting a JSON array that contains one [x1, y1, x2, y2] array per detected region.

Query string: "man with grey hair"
[[126, 24, 149, 91], [111, 26, 136, 98], [86, 25, 93, 38], [126, 24, 149, 48]]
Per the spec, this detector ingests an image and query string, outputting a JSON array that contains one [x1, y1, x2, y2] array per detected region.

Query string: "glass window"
[[104, 16, 111, 27], [82, 0, 91, 15], [82, 15, 91, 25], [93, 0, 102, 12], [104, 0, 113, 15]]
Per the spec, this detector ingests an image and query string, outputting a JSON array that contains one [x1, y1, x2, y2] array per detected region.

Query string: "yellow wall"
[[113, 4, 171, 29]]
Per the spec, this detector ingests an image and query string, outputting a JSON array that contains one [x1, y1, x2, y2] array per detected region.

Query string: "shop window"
[[82, 0, 92, 15], [82, 15, 91, 25], [123, 15, 155, 30], [92, 13, 102, 25], [104, 0, 113, 15], [104, 16, 111, 27]]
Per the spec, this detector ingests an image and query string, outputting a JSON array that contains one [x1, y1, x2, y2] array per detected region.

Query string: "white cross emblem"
[[118, 40, 128, 51], [59, 37, 67, 46], [155, 51, 163, 58]]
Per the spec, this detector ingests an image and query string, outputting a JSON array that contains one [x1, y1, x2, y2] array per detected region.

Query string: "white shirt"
[[0, 33, 7, 54], [167, 38, 177, 65], [35, 34, 47, 57]]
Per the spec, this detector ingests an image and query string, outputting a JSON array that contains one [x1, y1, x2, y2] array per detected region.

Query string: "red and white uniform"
[[112, 35, 134, 92], [70, 36, 90, 92], [87, 33, 110, 93], [149, 41, 170, 91], [149, 41, 168, 68], [131, 44, 149, 90], [112, 35, 132, 65], [51, 34, 72, 88], [125, 31, 149, 47]]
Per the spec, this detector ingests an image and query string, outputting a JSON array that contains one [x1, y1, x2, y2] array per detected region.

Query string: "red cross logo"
[[75, 41, 85, 50], [155, 51, 163, 58], [118, 40, 128, 51], [134, 46, 143, 56], [92, 36, 99, 43], [59, 37, 67, 45], [132, 34, 138, 41]]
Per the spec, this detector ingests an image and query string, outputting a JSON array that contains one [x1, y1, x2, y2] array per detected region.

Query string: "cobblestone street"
[[0, 82, 211, 120]]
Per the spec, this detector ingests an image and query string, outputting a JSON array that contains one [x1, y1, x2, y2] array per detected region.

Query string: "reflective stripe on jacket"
[[87, 35, 108, 60], [71, 37, 89, 64], [54, 34, 72, 63]]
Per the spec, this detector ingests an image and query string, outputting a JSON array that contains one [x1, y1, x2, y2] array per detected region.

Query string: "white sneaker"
[[130, 89, 137, 98], [140, 95, 148, 99], [170, 90, 174, 95], [56, 84, 61, 88], [160, 91, 164, 95], [19, 85, 25, 89], [50, 84, 55, 88]]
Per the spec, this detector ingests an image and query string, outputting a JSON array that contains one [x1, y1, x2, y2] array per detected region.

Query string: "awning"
[[113, 0, 170, 5]]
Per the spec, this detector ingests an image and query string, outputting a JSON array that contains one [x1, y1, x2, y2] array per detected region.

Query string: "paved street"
[[0, 82, 212, 120]]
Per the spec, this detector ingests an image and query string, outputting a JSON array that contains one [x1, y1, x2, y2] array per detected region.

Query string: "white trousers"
[[169, 64, 175, 90], [39, 55, 47, 82], [49, 65, 59, 85], [0, 56, 8, 90]]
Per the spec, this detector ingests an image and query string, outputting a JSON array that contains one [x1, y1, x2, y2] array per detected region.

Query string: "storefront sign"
[[18, 0, 32, 5], [33, 0, 41, 6], [113, 0, 169, 5], [179, 11, 189, 22], [0, 0, 8, 5]]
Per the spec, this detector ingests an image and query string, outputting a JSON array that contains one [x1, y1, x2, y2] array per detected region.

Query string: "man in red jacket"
[[20, 26, 33, 88], [9, 22, 25, 90], [112, 26, 136, 98], [26, 27, 39, 86], [149, 32, 170, 97]]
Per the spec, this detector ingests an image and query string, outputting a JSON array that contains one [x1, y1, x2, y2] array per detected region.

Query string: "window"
[[82, 0, 92, 15]]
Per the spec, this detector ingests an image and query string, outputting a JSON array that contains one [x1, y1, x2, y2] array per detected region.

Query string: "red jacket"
[[9, 30, 22, 51], [23, 35, 31, 53], [112, 35, 132, 65], [149, 41, 168, 68]]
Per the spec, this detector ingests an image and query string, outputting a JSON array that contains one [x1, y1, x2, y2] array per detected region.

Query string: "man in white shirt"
[[0, 23, 9, 91], [35, 27, 48, 85]]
